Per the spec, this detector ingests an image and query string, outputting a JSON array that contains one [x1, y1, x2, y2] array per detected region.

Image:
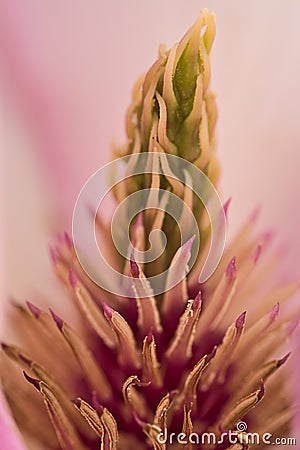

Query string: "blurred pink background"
[[1, 1, 300, 302], [0, 0, 300, 446]]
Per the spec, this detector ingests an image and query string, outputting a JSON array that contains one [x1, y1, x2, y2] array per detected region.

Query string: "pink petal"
[[0, 390, 27, 450], [292, 331, 300, 443], [0, 2, 113, 222]]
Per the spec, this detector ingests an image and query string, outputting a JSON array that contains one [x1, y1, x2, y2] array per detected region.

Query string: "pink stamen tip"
[[270, 302, 280, 322], [64, 231, 73, 249], [194, 291, 202, 308], [262, 230, 275, 242], [286, 319, 299, 336], [1, 342, 9, 351], [49, 309, 64, 331], [254, 243, 262, 264], [130, 254, 140, 278], [102, 302, 114, 320], [223, 198, 231, 217], [257, 381, 265, 401], [226, 257, 237, 279], [182, 235, 196, 256], [92, 390, 103, 413], [277, 352, 291, 368], [9, 297, 20, 308], [132, 411, 146, 427], [26, 301, 41, 318], [49, 246, 59, 264], [250, 205, 261, 223], [236, 311, 246, 329], [18, 354, 32, 366], [23, 371, 41, 392], [69, 268, 77, 288], [135, 211, 143, 228], [87, 204, 97, 220], [169, 390, 178, 401], [147, 328, 154, 341]]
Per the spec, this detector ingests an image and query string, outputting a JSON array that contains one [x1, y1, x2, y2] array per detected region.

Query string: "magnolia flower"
[[1, 10, 299, 450]]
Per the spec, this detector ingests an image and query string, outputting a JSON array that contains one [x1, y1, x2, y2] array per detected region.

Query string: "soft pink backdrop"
[[1, 1, 300, 448]]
